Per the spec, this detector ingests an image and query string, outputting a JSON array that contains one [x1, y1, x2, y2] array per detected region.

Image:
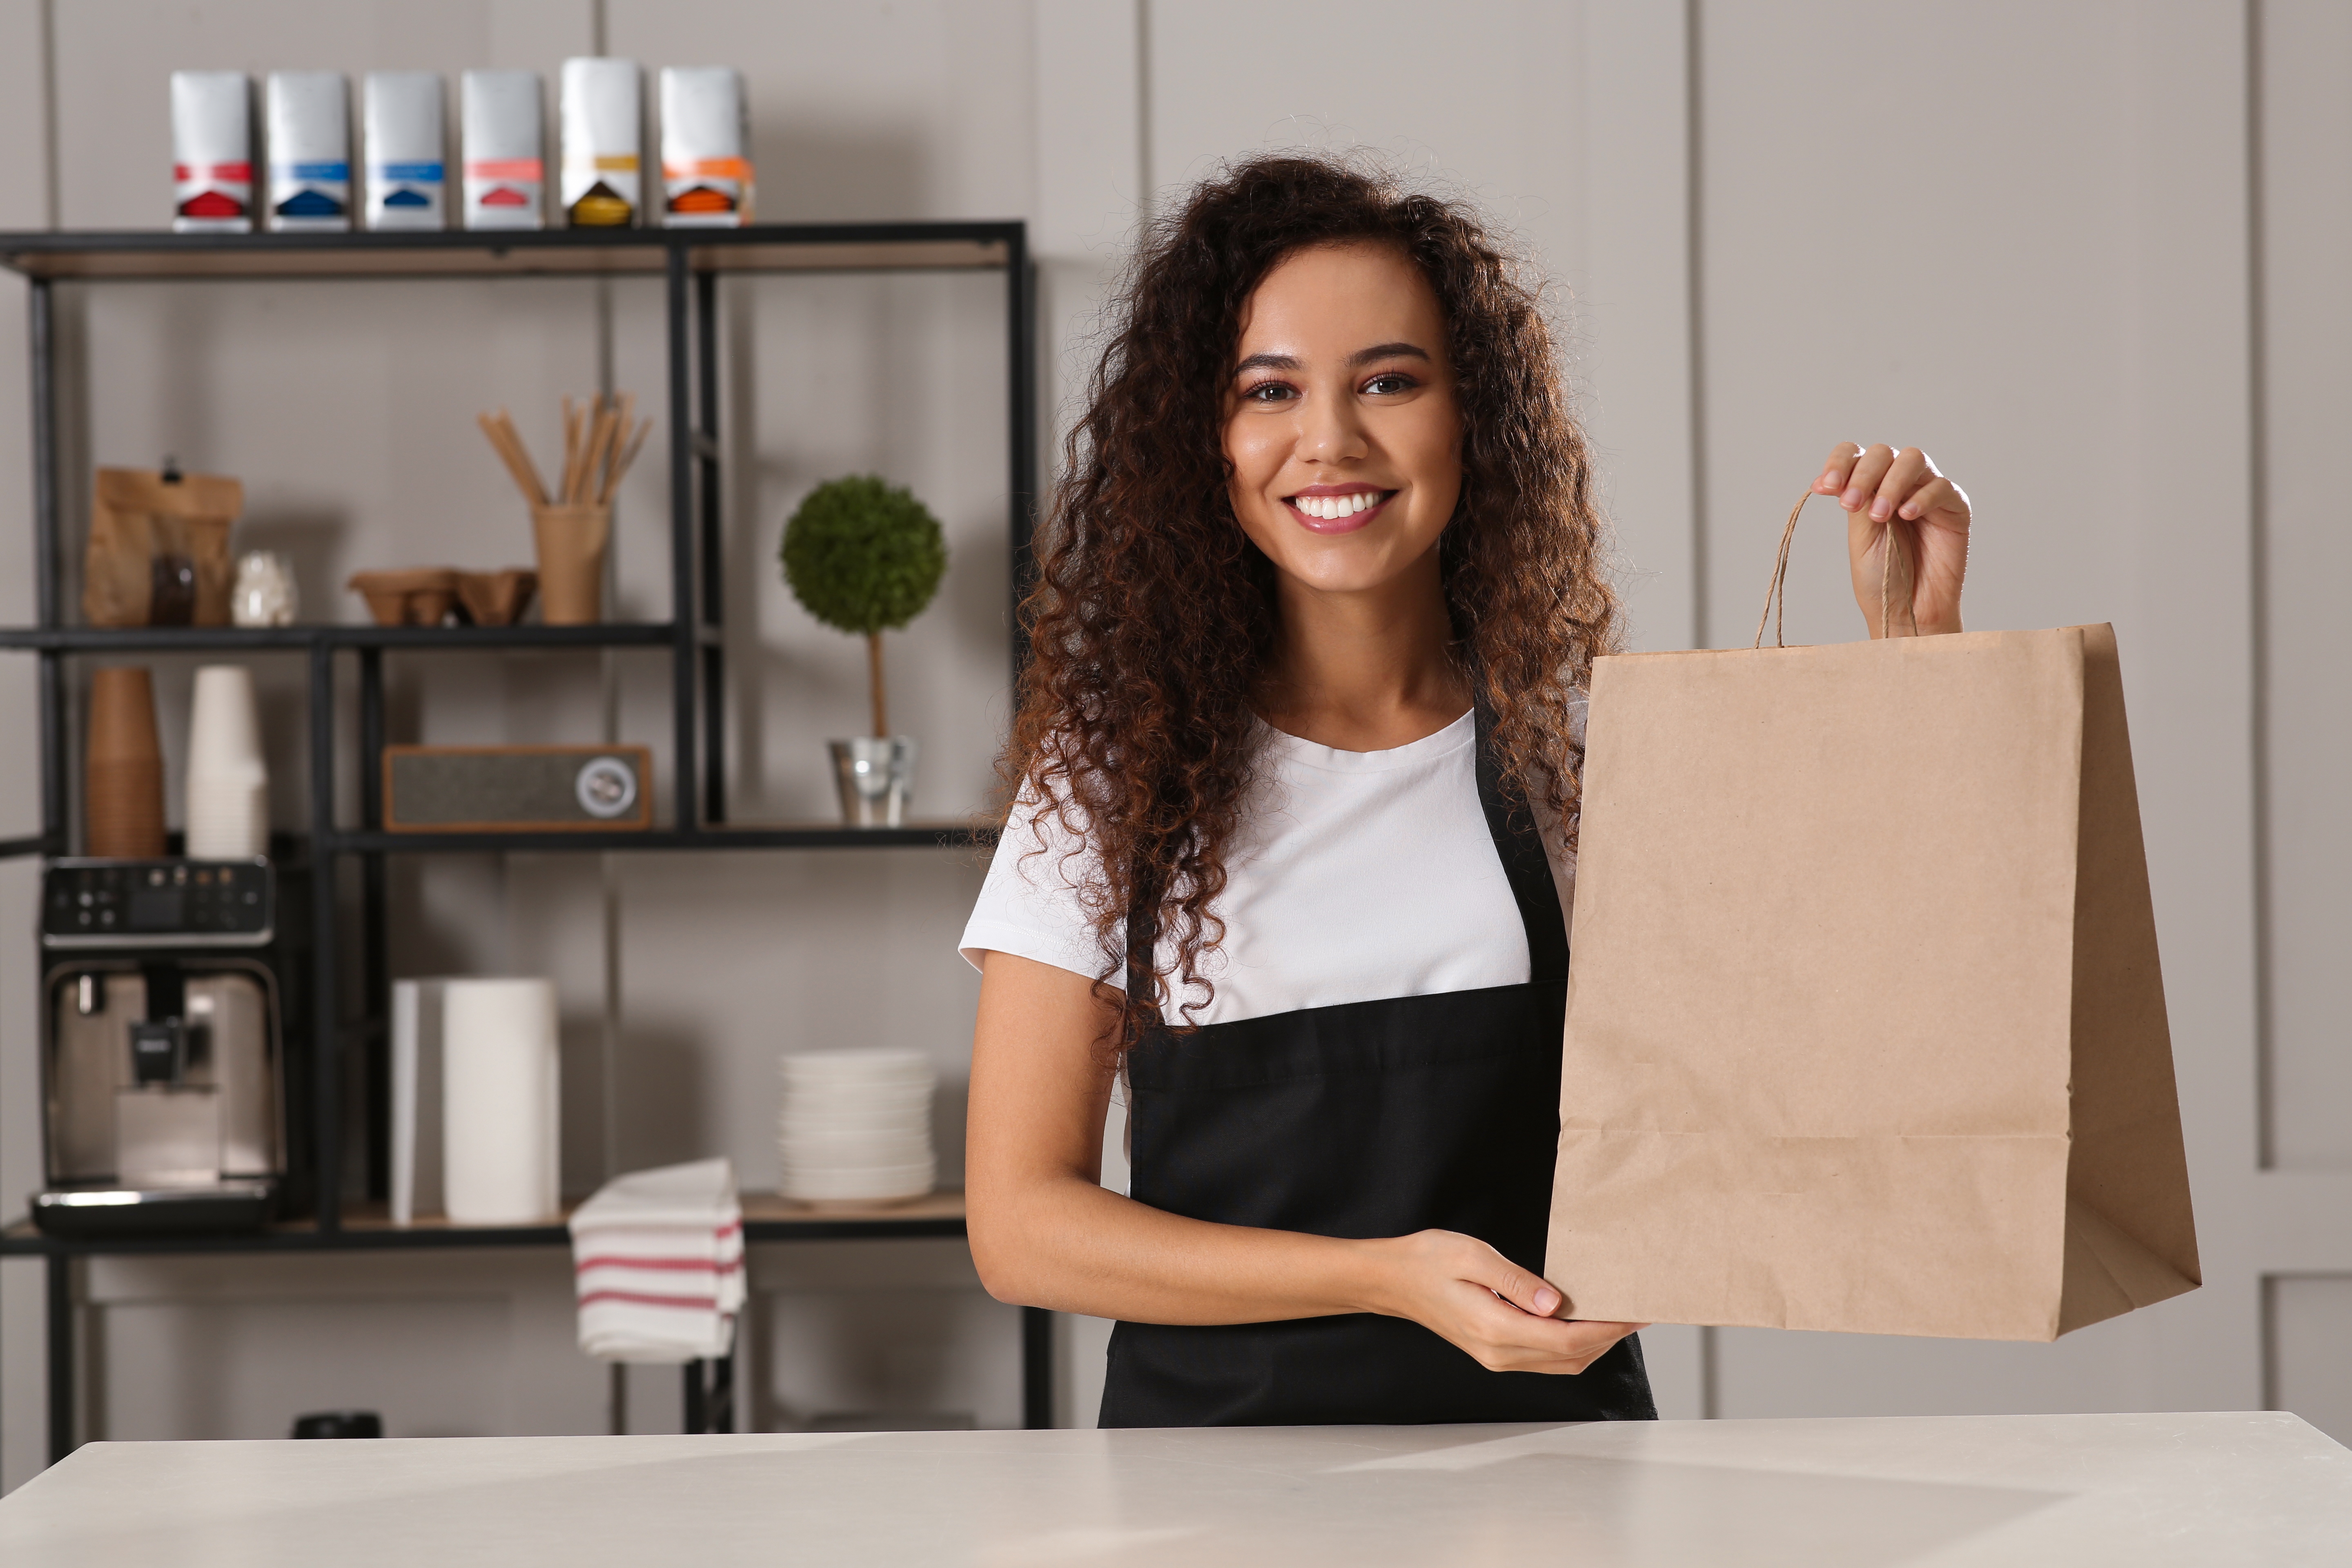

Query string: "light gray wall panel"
[[1696, 0, 2262, 1418], [2258, 0, 2352, 1171], [746, 1239, 1018, 1433], [82, 1249, 602, 1442], [610, 849, 987, 1192], [1580, 0, 1697, 653], [2271, 1274, 2352, 1444], [0, 0, 51, 1495], [1695, 0, 2138, 651]]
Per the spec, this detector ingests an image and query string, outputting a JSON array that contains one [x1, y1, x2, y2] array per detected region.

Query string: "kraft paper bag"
[[83, 466, 242, 628], [1544, 496, 2199, 1341]]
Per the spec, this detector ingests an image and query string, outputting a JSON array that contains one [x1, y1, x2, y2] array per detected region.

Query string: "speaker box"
[[382, 745, 653, 832]]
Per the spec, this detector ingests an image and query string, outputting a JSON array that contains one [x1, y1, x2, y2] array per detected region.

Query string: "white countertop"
[[2, 1412, 2346, 1566]]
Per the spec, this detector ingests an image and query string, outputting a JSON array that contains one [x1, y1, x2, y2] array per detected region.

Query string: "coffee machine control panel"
[[42, 858, 274, 948]]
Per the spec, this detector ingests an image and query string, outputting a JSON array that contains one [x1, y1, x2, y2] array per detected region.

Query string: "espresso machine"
[[34, 856, 311, 1236]]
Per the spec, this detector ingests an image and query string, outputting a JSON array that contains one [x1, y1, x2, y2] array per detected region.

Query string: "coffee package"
[[266, 71, 352, 232], [172, 71, 254, 233], [560, 58, 642, 228], [365, 72, 446, 231]]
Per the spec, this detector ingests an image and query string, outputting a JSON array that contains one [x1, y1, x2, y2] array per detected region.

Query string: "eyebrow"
[[1232, 341, 1433, 376]]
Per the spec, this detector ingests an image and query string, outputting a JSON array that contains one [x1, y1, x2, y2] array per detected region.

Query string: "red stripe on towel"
[[575, 1254, 731, 1275], [577, 1288, 719, 1310]]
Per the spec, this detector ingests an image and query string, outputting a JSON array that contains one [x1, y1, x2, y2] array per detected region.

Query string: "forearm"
[[969, 1169, 1393, 1324]]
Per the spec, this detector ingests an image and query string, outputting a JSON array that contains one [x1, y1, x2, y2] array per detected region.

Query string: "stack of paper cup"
[[777, 1049, 936, 1203], [85, 667, 167, 858], [185, 664, 269, 859]]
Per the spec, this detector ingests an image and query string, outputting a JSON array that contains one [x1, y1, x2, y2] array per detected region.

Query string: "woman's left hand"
[[1815, 443, 1970, 637]]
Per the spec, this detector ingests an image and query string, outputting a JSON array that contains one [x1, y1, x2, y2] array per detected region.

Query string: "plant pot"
[[531, 503, 610, 625], [828, 737, 915, 827]]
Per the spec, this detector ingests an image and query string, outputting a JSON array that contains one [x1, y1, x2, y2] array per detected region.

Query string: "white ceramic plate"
[[779, 1165, 936, 1201], [778, 1049, 935, 1078]]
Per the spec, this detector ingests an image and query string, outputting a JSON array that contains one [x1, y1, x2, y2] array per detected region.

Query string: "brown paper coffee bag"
[[83, 466, 243, 627]]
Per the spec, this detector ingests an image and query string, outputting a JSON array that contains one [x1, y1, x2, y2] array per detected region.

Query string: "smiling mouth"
[[1283, 488, 1396, 532]]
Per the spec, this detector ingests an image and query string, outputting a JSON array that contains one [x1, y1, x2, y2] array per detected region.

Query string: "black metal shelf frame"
[[0, 224, 1046, 1460]]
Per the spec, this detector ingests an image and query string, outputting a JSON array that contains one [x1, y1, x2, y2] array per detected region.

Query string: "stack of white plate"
[[777, 1049, 937, 1203]]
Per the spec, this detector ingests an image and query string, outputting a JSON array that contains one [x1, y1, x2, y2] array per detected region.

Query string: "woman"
[[962, 155, 1970, 1427]]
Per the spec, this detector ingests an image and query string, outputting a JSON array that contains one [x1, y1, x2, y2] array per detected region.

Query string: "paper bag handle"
[[1753, 488, 1916, 649]]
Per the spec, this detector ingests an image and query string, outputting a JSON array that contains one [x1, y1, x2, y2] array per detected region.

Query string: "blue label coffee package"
[[266, 71, 351, 232], [560, 57, 641, 228], [364, 72, 445, 231], [172, 71, 253, 232], [462, 70, 544, 230], [660, 67, 752, 227]]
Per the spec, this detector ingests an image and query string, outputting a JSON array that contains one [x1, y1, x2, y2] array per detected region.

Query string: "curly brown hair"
[[1002, 152, 1621, 1054]]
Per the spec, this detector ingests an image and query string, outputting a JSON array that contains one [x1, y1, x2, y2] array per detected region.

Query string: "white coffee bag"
[[461, 70, 545, 230], [173, 71, 254, 233], [560, 58, 641, 228], [660, 67, 753, 228], [266, 71, 352, 233], [364, 72, 445, 231]]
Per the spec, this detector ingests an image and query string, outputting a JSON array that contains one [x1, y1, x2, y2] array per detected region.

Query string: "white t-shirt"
[[958, 710, 1575, 1027]]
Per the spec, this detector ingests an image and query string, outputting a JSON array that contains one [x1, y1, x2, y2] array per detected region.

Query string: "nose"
[[1297, 381, 1368, 465]]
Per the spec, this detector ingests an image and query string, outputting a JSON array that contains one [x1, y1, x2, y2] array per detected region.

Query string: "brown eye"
[[1363, 372, 1417, 395]]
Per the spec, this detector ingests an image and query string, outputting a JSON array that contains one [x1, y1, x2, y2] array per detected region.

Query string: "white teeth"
[[1294, 492, 1385, 519]]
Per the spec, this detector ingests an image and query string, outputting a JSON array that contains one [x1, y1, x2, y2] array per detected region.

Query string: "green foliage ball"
[[779, 476, 949, 636]]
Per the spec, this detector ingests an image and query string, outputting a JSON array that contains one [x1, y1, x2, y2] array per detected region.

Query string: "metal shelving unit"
[[0, 223, 1045, 1463]]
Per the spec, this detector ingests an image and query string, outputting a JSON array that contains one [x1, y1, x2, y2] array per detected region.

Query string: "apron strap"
[[1123, 882, 1158, 1010], [1473, 695, 1571, 984]]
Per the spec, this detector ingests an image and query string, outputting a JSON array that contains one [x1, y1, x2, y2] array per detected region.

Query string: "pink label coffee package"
[[660, 67, 753, 227], [172, 71, 253, 232], [266, 71, 351, 232], [561, 57, 643, 227], [462, 69, 544, 230], [364, 71, 445, 231]]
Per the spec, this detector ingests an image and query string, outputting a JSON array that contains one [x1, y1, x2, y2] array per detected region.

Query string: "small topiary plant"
[[779, 475, 949, 736]]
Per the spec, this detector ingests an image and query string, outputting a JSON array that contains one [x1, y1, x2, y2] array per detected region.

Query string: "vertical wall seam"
[[2244, 0, 2273, 1173], [1684, 0, 1709, 652], [1136, 0, 1154, 222], [38, 0, 59, 229]]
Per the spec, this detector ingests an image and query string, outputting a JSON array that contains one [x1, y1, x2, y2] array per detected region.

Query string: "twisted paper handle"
[[1752, 488, 1915, 649]]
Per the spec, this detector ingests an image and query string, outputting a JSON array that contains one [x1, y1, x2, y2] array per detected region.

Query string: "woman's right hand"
[[1363, 1229, 1645, 1374]]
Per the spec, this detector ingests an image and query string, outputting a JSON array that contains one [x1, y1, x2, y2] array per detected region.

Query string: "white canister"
[[441, 978, 561, 1224]]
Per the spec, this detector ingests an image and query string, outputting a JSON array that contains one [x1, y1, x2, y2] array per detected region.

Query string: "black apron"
[[1099, 704, 1657, 1427]]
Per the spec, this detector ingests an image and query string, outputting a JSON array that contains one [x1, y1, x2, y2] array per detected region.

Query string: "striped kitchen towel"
[[569, 1157, 744, 1362]]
